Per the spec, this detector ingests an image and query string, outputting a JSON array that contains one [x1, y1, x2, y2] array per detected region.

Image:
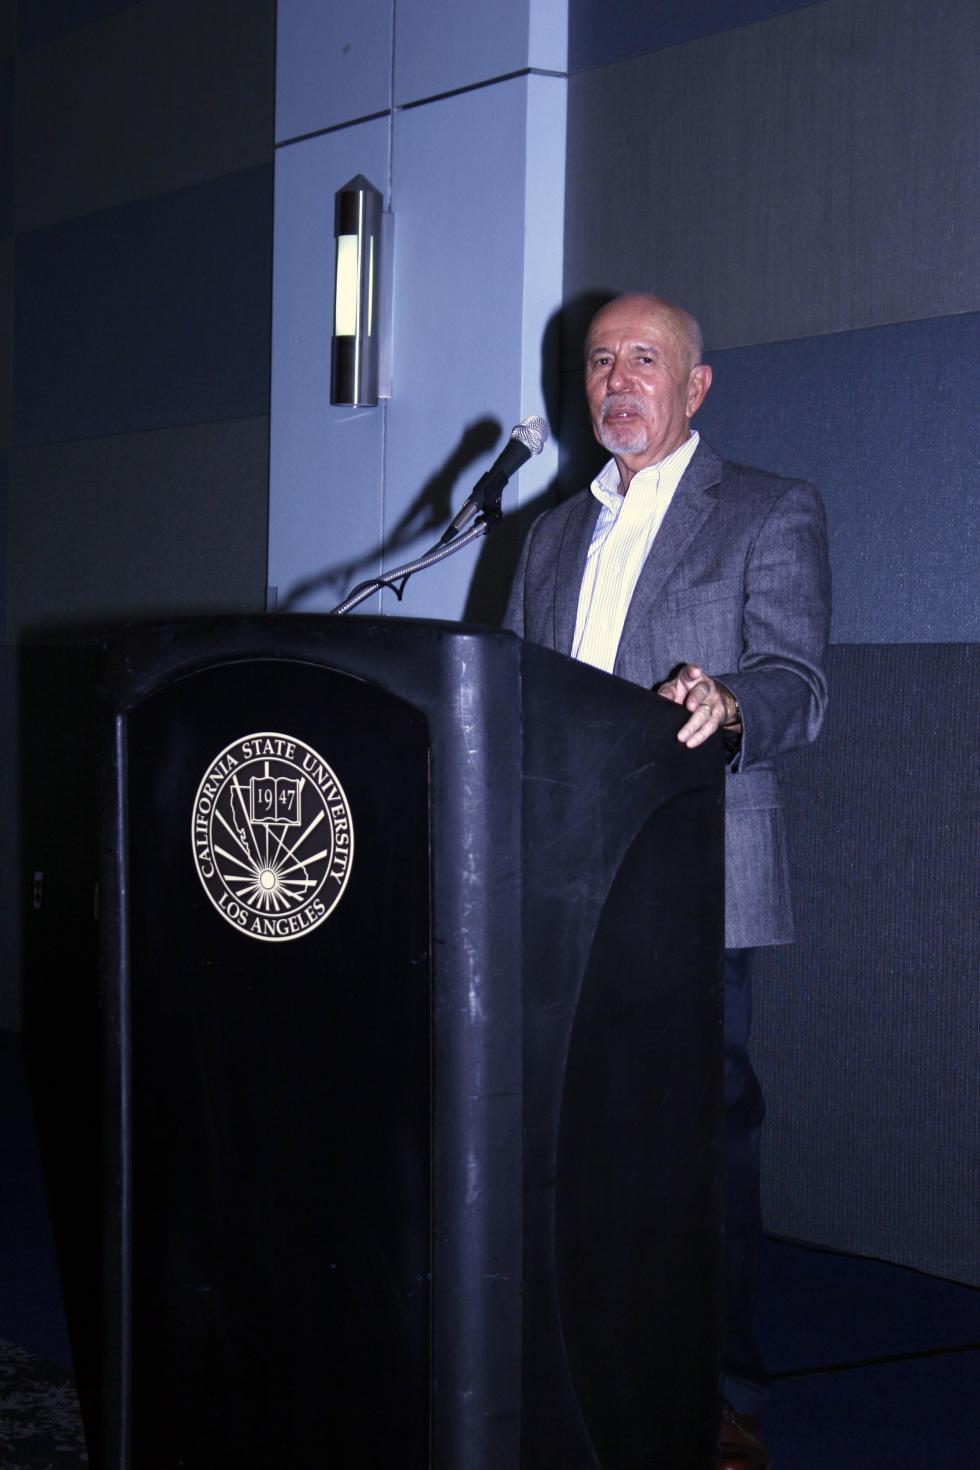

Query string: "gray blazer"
[[503, 440, 832, 948]]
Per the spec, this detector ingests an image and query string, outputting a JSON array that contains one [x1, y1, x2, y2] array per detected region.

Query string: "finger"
[[684, 679, 714, 712], [677, 696, 722, 746]]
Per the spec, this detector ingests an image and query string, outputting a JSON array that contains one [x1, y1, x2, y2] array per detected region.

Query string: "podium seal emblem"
[[191, 732, 354, 941]]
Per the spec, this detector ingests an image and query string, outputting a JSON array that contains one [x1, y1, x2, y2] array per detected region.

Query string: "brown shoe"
[[716, 1401, 771, 1470]]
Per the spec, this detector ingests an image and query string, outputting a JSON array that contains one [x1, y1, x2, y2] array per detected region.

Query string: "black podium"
[[96, 616, 725, 1470]]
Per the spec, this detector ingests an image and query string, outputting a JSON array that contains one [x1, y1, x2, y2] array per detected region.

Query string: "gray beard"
[[599, 419, 649, 455], [598, 395, 649, 455]]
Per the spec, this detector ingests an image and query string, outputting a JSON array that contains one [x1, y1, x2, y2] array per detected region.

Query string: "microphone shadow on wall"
[[280, 290, 612, 620], [463, 290, 613, 628], [280, 418, 502, 612]]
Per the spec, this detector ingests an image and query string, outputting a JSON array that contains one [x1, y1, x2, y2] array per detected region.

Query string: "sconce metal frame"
[[331, 174, 392, 406]]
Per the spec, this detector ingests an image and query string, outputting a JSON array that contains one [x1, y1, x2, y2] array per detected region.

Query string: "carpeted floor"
[[0, 1338, 87, 1468]]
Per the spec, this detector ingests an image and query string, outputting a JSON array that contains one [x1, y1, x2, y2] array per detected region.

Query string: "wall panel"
[[696, 313, 980, 644], [18, 0, 138, 49], [0, 0, 14, 56], [0, 56, 12, 234], [564, 0, 980, 349], [395, 0, 532, 104], [0, 238, 10, 448], [15, 0, 275, 231], [569, 0, 825, 72], [14, 165, 273, 446], [0, 446, 7, 624], [754, 643, 980, 1284], [275, 0, 393, 142], [7, 418, 269, 643]]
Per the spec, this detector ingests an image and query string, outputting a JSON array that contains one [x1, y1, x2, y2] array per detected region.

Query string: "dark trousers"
[[721, 947, 769, 1415]]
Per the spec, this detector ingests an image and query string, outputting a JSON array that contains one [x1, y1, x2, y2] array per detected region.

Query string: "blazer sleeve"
[[502, 520, 534, 638], [717, 478, 831, 771]]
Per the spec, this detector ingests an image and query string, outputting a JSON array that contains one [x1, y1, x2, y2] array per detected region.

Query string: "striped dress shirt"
[[572, 431, 701, 673]]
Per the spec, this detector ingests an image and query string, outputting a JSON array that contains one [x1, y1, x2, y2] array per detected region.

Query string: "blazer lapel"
[[614, 441, 723, 678], [552, 492, 601, 653]]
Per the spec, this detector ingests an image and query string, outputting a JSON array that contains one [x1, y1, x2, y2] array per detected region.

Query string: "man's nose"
[[606, 355, 631, 391]]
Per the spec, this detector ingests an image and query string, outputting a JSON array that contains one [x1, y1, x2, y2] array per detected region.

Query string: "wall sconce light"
[[331, 174, 392, 407]]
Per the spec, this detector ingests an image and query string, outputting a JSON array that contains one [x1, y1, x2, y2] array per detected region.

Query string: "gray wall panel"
[[564, 0, 980, 349], [0, 646, 19, 1031], [0, 56, 11, 234], [569, 0, 825, 73], [8, 418, 270, 643], [695, 313, 980, 645], [0, 1, 14, 57], [754, 643, 980, 1285], [15, 0, 275, 232], [0, 238, 10, 449], [0, 447, 7, 630], [14, 166, 273, 446], [18, 1, 139, 49]]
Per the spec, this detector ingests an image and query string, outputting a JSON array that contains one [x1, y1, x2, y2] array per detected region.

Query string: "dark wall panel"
[[0, 238, 10, 448], [7, 417, 269, 642], [13, 164, 273, 447], [564, 0, 980, 349], [754, 643, 979, 1285], [0, 0, 14, 57], [0, 447, 8, 631], [0, 646, 18, 1030], [569, 0, 824, 73], [15, 0, 275, 231], [18, 0, 139, 50], [695, 313, 980, 645], [0, 56, 12, 234]]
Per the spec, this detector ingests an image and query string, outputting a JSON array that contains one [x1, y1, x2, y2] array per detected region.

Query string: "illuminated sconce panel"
[[332, 174, 389, 407]]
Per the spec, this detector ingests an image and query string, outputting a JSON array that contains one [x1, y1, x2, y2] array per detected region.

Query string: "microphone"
[[440, 414, 549, 542]]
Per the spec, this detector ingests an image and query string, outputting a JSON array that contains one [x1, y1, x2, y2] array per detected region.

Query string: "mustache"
[[599, 393, 644, 419]]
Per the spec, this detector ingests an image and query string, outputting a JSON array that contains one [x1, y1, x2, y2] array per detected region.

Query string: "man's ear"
[[687, 363, 712, 417]]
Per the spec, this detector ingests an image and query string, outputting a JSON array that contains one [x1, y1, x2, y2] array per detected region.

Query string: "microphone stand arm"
[[329, 507, 501, 616]]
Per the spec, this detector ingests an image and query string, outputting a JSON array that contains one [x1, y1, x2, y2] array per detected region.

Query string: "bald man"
[[505, 294, 832, 1470]]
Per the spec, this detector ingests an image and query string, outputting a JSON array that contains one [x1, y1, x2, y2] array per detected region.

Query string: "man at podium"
[[504, 292, 831, 1470]]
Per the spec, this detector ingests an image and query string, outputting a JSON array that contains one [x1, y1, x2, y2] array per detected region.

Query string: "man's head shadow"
[[462, 289, 615, 627]]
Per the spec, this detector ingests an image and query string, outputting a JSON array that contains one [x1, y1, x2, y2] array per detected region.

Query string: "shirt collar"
[[591, 430, 700, 512]]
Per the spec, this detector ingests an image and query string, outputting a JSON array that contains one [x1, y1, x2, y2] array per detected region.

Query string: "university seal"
[[191, 732, 354, 941]]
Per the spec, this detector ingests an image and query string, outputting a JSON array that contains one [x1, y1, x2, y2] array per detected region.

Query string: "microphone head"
[[510, 414, 549, 456]]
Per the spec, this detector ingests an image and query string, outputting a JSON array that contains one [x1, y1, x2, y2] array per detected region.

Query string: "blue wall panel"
[[695, 313, 980, 644], [394, 0, 565, 104], [13, 165, 273, 446], [18, 0, 138, 49], [569, 0, 825, 73], [275, 0, 392, 142]]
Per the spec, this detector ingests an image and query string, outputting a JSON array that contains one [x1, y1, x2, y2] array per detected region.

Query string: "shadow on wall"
[[464, 289, 615, 627], [279, 291, 618, 627], [281, 417, 503, 613]]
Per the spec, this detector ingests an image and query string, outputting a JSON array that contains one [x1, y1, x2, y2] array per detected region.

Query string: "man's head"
[[584, 294, 712, 489]]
